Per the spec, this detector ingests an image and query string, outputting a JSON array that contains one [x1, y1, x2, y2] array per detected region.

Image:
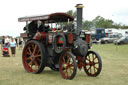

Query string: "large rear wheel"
[[22, 40, 46, 74], [59, 52, 77, 80], [84, 51, 102, 76]]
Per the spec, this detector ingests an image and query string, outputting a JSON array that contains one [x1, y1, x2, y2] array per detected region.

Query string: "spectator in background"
[[1, 36, 5, 49], [2, 36, 5, 45], [4, 36, 10, 48], [9, 38, 16, 57], [2, 44, 9, 57], [19, 37, 23, 50], [15, 38, 18, 47]]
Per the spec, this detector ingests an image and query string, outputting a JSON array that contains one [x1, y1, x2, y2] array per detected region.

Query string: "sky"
[[0, 0, 128, 37]]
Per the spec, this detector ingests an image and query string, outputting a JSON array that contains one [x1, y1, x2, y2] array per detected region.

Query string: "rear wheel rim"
[[23, 42, 42, 73]]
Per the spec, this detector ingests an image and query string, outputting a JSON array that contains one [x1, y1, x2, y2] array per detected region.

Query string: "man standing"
[[1, 36, 5, 50], [4, 36, 10, 48]]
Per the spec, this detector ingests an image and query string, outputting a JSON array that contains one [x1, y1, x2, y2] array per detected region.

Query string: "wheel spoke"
[[88, 55, 91, 61], [85, 56, 89, 61], [86, 56, 90, 61], [63, 56, 66, 64], [66, 70, 69, 77], [33, 45, 37, 55], [31, 44, 35, 49], [69, 66, 73, 75], [28, 47, 32, 54], [70, 66, 74, 70], [69, 67, 73, 73], [87, 65, 91, 71], [36, 58, 41, 62], [69, 64, 74, 67], [93, 56, 97, 61], [34, 61, 39, 68], [26, 57, 31, 60], [35, 54, 41, 58], [29, 61, 33, 68], [26, 52, 31, 55], [92, 54, 94, 61], [94, 65, 99, 70], [64, 69, 68, 76], [67, 57, 70, 64], [90, 66, 92, 73], [85, 63, 91, 65], [64, 69, 67, 73], [94, 66, 96, 73], [36, 49, 40, 55], [94, 62, 99, 64]]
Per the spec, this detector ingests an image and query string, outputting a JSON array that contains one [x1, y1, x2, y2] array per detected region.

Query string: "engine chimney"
[[75, 4, 84, 36]]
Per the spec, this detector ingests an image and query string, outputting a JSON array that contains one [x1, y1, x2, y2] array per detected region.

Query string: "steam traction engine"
[[18, 4, 102, 80]]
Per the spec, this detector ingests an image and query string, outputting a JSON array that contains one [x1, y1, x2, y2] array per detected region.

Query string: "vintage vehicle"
[[18, 4, 102, 80], [91, 28, 106, 41]]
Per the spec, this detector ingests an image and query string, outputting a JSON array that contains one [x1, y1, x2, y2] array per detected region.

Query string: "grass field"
[[0, 44, 128, 85]]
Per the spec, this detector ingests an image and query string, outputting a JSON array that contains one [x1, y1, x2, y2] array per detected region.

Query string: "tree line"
[[67, 10, 128, 30]]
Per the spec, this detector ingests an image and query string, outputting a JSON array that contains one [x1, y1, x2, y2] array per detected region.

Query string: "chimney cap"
[[75, 4, 84, 8]]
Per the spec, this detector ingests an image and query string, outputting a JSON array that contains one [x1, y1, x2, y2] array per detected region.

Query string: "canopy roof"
[[18, 13, 74, 23]]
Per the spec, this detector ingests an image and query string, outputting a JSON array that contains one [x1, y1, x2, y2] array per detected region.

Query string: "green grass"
[[0, 44, 128, 85]]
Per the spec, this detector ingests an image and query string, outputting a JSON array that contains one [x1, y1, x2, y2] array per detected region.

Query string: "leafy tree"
[[82, 20, 94, 30], [122, 25, 128, 29], [112, 23, 122, 28], [66, 10, 128, 29], [92, 16, 114, 28], [66, 10, 77, 18]]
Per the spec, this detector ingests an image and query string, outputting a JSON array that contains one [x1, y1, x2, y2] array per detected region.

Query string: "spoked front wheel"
[[59, 52, 77, 80], [84, 51, 102, 77]]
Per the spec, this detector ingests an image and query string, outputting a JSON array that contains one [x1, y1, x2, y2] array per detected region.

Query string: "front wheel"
[[59, 52, 77, 80], [84, 51, 102, 77]]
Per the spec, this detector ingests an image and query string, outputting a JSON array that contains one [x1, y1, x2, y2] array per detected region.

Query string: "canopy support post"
[[26, 21, 29, 34]]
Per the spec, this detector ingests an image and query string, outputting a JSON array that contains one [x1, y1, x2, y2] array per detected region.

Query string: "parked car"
[[114, 36, 128, 45], [100, 33, 122, 44]]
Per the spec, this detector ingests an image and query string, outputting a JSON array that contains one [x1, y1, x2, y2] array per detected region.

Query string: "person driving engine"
[[38, 21, 49, 32]]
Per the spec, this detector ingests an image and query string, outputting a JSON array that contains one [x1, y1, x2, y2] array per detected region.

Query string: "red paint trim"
[[68, 33, 73, 44], [33, 32, 46, 40], [33, 32, 41, 40], [40, 32, 46, 40], [86, 34, 90, 44], [18, 13, 74, 22]]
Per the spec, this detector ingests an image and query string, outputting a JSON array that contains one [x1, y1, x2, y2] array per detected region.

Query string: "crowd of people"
[[1, 36, 24, 57]]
